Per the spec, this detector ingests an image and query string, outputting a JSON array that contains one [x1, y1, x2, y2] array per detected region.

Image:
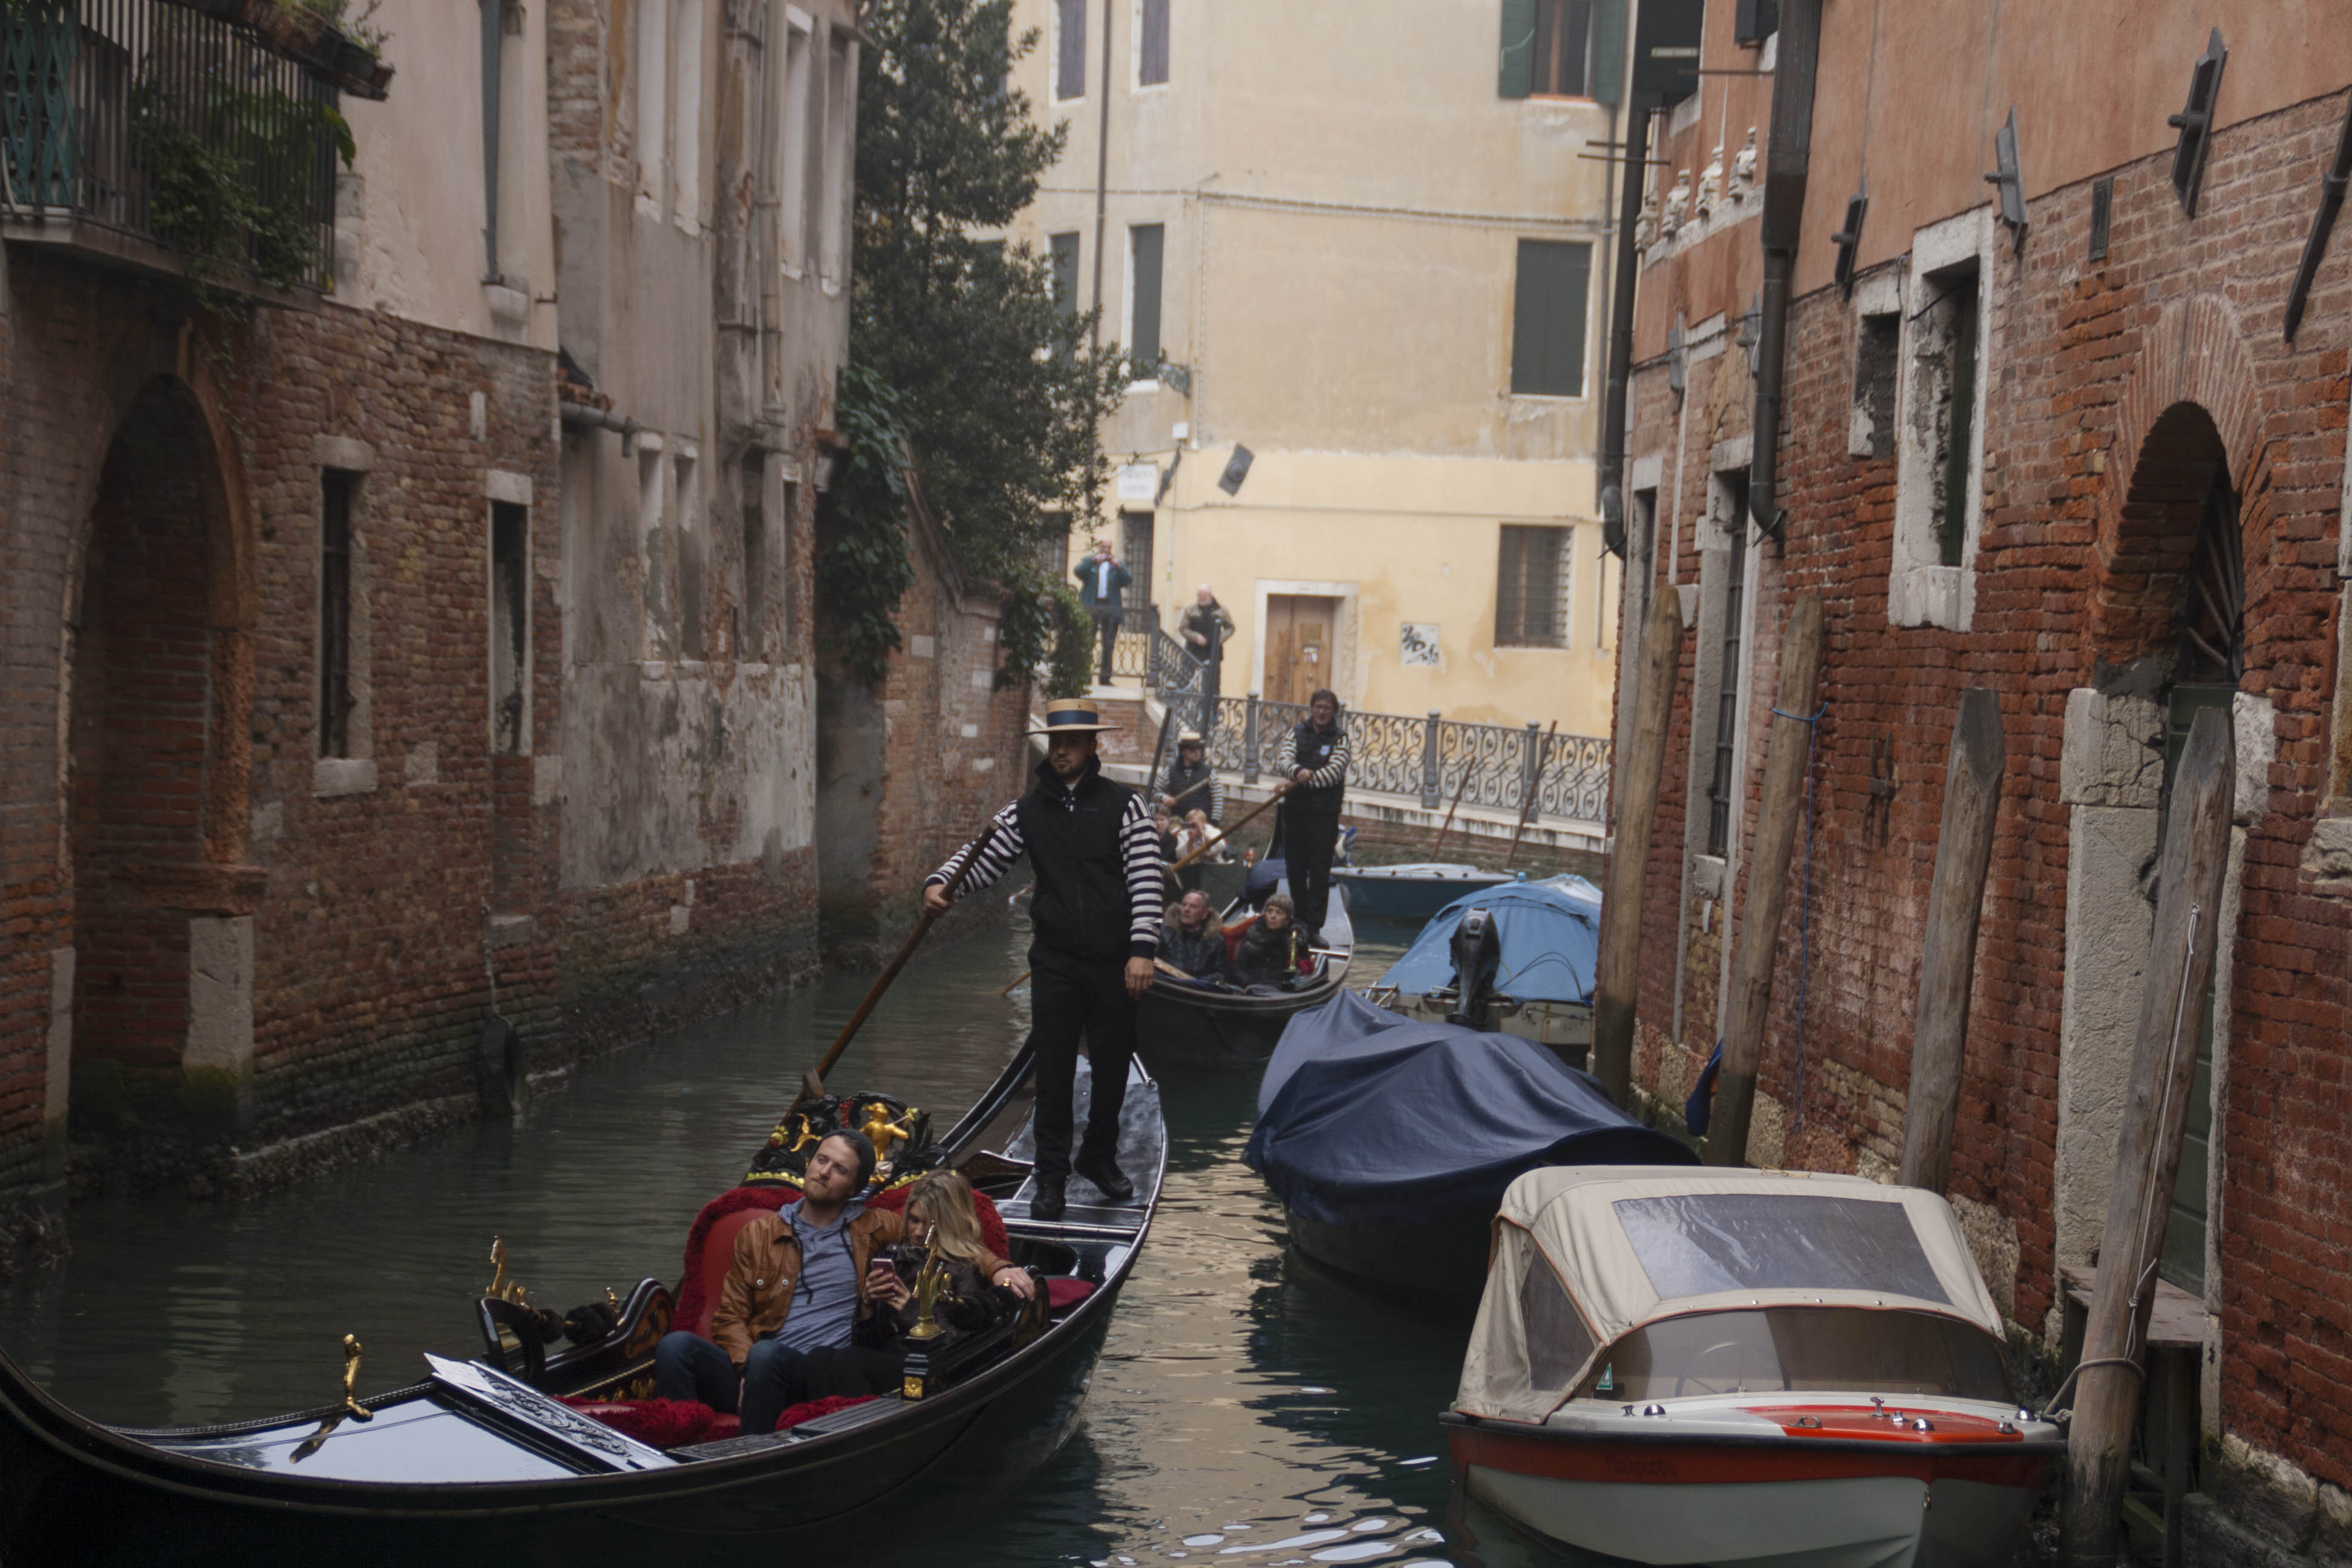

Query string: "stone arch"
[[61, 354, 263, 1142], [2086, 400, 2233, 671]]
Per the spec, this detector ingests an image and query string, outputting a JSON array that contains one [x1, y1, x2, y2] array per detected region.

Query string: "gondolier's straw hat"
[[1178, 730, 1203, 745], [1030, 697, 1120, 736]]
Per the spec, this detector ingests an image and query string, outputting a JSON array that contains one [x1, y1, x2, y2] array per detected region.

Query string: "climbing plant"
[[813, 362, 921, 687]]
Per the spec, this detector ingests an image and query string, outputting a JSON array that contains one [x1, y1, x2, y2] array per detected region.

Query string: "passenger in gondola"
[[652, 1131, 906, 1434], [1232, 893, 1311, 990], [1158, 889, 1230, 983], [805, 1171, 1037, 1399]]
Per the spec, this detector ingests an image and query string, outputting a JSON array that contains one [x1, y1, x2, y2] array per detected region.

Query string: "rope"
[[1769, 701, 1828, 1131], [2038, 1355, 2149, 1423]]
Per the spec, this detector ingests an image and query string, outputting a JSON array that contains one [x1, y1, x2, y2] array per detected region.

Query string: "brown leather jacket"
[[710, 1204, 904, 1367]]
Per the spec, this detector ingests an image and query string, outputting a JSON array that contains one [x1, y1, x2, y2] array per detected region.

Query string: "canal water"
[[0, 911, 1534, 1566]]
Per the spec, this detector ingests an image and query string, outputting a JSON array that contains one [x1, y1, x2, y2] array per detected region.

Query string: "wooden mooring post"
[[1704, 592, 1824, 1166], [2059, 707, 2235, 1567], [1896, 688, 2005, 1194], [1590, 589, 1684, 1106]]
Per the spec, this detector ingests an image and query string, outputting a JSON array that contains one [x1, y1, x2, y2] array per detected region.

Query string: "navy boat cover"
[[1244, 990, 1697, 1227], [1375, 874, 1602, 1006]]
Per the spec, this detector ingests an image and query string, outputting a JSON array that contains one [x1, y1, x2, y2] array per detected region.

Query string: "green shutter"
[[1130, 224, 1165, 370], [1498, 0, 1535, 98], [1050, 232, 1080, 316], [1511, 240, 1592, 397], [1590, 0, 1627, 103]]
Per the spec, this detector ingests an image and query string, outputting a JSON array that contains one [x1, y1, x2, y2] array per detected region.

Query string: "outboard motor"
[[1444, 907, 1502, 1025]]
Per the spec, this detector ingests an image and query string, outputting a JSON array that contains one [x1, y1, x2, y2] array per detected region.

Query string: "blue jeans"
[[652, 1331, 809, 1434]]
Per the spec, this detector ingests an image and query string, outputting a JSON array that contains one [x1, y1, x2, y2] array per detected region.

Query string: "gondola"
[[0, 1042, 1166, 1567], [1133, 883, 1354, 1070]]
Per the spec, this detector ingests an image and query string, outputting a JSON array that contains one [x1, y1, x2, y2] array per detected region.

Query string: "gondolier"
[[1160, 730, 1223, 824], [1276, 688, 1349, 940], [924, 697, 1163, 1220]]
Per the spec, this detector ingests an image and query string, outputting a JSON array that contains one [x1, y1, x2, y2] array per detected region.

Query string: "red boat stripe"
[[1449, 1427, 2053, 1489]]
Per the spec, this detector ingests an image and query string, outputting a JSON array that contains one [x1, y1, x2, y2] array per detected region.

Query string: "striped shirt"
[[1159, 761, 1224, 823], [928, 776, 1165, 957], [1276, 723, 1350, 789]]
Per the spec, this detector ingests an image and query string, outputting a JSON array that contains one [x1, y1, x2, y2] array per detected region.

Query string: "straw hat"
[[1030, 697, 1120, 736], [1177, 730, 1203, 745]]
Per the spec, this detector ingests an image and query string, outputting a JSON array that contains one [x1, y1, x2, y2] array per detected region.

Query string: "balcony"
[[1, 0, 388, 301]]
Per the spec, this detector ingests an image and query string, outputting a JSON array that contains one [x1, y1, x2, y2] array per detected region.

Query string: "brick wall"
[[1615, 87, 2352, 1495]]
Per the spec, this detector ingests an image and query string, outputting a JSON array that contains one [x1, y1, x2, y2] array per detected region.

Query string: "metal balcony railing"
[[2, 0, 348, 293]]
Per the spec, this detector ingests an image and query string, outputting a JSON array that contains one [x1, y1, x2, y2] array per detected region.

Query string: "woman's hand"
[[867, 1261, 910, 1311], [991, 1265, 1037, 1301]]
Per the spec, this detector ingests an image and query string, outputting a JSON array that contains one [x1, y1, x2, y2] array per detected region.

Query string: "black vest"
[[1015, 763, 1138, 959], [1163, 757, 1215, 818], [1287, 719, 1345, 812]]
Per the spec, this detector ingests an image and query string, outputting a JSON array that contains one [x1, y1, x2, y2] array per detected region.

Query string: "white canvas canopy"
[[1454, 1166, 2005, 1423]]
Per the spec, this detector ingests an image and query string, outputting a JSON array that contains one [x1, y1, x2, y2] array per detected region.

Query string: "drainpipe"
[[1087, 0, 1114, 348], [1598, 99, 1653, 560], [1746, 0, 1822, 540], [480, 0, 501, 282]]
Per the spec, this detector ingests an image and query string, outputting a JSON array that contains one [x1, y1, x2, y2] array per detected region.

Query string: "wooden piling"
[[1896, 688, 2005, 1194], [1591, 589, 1684, 1106], [2059, 707, 2235, 1567], [1703, 592, 1824, 1168]]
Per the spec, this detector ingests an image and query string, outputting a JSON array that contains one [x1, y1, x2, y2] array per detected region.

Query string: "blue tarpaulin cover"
[[1374, 875, 1602, 1006], [1243, 990, 1697, 1227]]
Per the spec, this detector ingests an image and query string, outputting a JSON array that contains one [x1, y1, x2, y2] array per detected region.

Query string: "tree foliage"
[[822, 0, 1127, 688]]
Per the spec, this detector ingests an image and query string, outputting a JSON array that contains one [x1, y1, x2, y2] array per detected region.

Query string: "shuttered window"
[[1501, 0, 1621, 100], [1495, 526, 1570, 648], [1128, 223, 1164, 372], [1511, 239, 1591, 397], [1707, 517, 1746, 857], [1050, 231, 1080, 315], [1055, 0, 1085, 100], [1138, 0, 1169, 85]]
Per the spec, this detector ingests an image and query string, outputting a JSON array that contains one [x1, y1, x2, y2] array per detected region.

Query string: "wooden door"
[[1264, 595, 1339, 705]]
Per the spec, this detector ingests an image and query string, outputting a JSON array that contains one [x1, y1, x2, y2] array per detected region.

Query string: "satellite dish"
[[1218, 444, 1253, 496]]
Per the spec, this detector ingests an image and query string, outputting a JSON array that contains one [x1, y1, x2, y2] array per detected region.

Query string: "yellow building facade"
[[1009, 0, 1632, 734]]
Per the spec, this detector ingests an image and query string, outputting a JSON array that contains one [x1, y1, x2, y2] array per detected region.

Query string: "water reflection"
[[5, 909, 1504, 1566]]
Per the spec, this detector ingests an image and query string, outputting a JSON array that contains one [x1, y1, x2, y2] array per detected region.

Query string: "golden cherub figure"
[[859, 1100, 920, 1164]]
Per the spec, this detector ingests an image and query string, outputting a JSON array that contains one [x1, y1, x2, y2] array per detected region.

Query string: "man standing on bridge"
[[923, 698, 1163, 1220]]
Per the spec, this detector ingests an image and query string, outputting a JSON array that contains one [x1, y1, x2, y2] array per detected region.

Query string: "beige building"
[[1008, 0, 1633, 733]]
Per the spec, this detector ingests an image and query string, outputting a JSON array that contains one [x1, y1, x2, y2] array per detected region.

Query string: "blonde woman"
[[803, 1171, 1034, 1400]]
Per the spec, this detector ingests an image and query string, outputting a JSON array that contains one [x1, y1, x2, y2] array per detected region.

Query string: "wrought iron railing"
[[2, 0, 344, 292], [1108, 605, 1212, 707], [1199, 696, 1610, 827]]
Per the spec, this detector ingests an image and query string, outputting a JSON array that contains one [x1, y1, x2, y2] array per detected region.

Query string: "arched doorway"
[[65, 376, 250, 1142]]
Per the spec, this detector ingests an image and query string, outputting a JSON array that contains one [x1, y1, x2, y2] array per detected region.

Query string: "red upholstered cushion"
[[702, 1413, 740, 1441], [1222, 916, 1255, 965], [1046, 1276, 1097, 1312], [555, 1397, 720, 1448], [671, 1182, 1014, 1341]]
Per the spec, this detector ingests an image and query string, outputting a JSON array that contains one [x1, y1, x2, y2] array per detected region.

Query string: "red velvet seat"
[[1045, 1277, 1097, 1313]]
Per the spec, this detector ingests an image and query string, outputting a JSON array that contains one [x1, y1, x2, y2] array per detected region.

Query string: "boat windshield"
[[1573, 1308, 2012, 1403]]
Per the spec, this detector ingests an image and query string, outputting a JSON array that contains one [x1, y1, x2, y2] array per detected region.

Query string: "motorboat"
[[1330, 861, 1520, 921], [1134, 883, 1354, 1070], [1244, 991, 1694, 1299], [0, 1044, 1165, 1566], [1365, 875, 1599, 1065], [1443, 1166, 2061, 1567]]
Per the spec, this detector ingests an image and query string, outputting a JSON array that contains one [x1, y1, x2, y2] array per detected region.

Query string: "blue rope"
[[1769, 701, 1829, 1132]]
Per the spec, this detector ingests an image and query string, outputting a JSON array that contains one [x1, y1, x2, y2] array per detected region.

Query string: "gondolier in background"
[[1277, 688, 1348, 944], [1073, 539, 1131, 688], [924, 697, 1163, 1220], [1160, 730, 1223, 825]]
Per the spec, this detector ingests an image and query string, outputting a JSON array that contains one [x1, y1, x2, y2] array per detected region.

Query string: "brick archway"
[[2086, 400, 2232, 670]]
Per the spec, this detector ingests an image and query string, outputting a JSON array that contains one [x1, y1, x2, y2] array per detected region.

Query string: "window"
[[1050, 231, 1080, 315], [820, 32, 854, 284], [1934, 281, 1979, 567], [1127, 223, 1164, 374], [1495, 525, 1570, 648], [1510, 238, 1590, 397], [1851, 308, 1899, 462], [739, 454, 766, 661], [672, 0, 704, 224], [1136, 0, 1168, 85], [777, 10, 812, 273], [635, 0, 668, 200], [1706, 489, 1747, 857], [1120, 510, 1154, 614], [639, 445, 668, 656], [1596, 523, 1621, 651], [1732, 0, 1778, 45], [1054, 0, 1086, 100], [1573, 1310, 2011, 1404], [1889, 209, 1990, 630], [319, 469, 356, 757], [491, 502, 529, 755], [1499, 0, 1595, 98]]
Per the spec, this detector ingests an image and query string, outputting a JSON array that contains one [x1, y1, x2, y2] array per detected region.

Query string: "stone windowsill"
[[313, 757, 379, 798]]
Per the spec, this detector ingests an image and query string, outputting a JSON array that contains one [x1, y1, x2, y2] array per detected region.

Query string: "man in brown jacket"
[[653, 1131, 910, 1433]]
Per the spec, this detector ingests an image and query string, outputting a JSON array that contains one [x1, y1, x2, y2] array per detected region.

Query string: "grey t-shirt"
[[771, 1203, 864, 1354]]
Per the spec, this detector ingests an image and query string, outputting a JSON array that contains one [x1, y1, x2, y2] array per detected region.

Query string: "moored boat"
[[1330, 861, 1519, 921], [1244, 991, 1695, 1300], [1365, 875, 1601, 1065], [0, 1044, 1165, 1567], [1134, 884, 1354, 1070], [1444, 1166, 2061, 1567]]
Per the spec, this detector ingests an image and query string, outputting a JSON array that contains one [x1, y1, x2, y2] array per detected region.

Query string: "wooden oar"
[[1160, 772, 1216, 811], [794, 828, 991, 1109], [997, 783, 1292, 998], [1503, 720, 1557, 872]]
